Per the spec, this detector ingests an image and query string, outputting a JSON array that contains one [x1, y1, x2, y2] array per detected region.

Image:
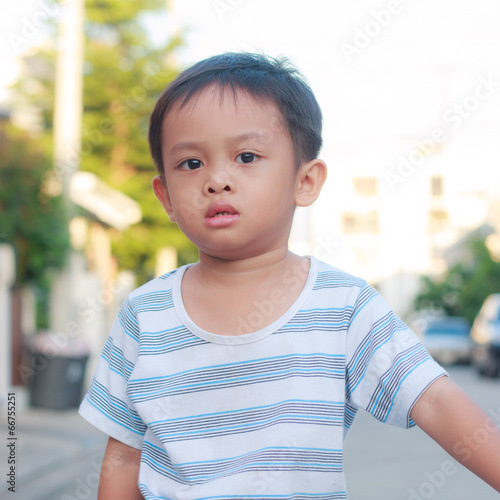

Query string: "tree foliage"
[[0, 124, 70, 285], [414, 239, 500, 324]]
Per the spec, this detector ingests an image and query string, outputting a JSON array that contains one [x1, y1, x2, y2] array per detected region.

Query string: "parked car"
[[421, 316, 472, 365], [470, 293, 500, 377], [408, 309, 445, 342]]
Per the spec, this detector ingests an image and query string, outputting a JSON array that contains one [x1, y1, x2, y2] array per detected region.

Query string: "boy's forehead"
[[165, 85, 285, 125]]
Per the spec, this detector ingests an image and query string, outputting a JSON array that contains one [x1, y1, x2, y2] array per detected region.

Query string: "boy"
[[79, 52, 500, 499]]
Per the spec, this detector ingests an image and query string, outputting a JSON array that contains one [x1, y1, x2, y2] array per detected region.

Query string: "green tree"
[[414, 239, 500, 324], [0, 124, 70, 326]]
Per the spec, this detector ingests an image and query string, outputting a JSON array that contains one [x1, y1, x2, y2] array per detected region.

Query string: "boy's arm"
[[98, 437, 143, 499], [410, 375, 500, 492]]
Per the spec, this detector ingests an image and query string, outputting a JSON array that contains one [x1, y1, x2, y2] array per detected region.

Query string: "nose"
[[204, 165, 234, 194]]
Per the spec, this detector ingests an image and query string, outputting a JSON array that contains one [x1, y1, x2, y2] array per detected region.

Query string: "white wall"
[[0, 245, 15, 408]]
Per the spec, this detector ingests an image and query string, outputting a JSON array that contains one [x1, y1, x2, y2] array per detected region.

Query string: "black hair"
[[148, 52, 323, 177]]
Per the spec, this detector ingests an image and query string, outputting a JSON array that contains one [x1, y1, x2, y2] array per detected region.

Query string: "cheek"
[[171, 189, 205, 224]]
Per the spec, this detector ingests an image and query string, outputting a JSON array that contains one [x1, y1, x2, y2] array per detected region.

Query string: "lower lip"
[[204, 214, 240, 228]]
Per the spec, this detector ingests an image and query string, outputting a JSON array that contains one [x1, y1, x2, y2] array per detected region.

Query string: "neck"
[[193, 248, 306, 290]]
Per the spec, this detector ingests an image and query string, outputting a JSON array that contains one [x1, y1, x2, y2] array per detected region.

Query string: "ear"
[[295, 158, 327, 207], [152, 175, 176, 222]]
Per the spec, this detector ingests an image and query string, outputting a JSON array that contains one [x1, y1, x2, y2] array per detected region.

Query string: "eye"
[[236, 152, 258, 164], [179, 159, 203, 170]]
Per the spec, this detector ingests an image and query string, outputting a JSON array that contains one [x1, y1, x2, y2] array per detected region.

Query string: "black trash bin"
[[28, 332, 90, 410]]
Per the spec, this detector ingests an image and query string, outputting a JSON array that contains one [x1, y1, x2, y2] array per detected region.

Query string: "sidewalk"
[[1, 403, 107, 500]]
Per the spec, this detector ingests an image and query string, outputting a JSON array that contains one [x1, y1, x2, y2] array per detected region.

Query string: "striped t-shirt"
[[79, 257, 446, 499]]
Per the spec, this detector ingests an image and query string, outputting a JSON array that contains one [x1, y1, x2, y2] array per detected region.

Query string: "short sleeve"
[[79, 299, 147, 449], [345, 284, 447, 428]]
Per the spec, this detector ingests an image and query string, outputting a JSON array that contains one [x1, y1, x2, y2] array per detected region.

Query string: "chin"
[[200, 242, 264, 261], [204, 249, 253, 261]]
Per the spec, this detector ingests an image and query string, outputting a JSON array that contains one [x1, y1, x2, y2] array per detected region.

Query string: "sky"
[[163, 0, 500, 176], [2, 0, 500, 279], [0, 1, 58, 101]]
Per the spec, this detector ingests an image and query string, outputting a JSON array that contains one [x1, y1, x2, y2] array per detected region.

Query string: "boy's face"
[[153, 87, 312, 261]]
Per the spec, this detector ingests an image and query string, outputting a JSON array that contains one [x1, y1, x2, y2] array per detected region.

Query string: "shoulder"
[[309, 258, 388, 318], [310, 257, 368, 292], [129, 266, 182, 297], [124, 265, 188, 315]]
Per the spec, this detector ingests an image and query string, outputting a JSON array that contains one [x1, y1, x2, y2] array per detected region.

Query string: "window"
[[353, 177, 378, 197], [428, 209, 449, 232], [430, 176, 443, 197], [342, 211, 379, 234]]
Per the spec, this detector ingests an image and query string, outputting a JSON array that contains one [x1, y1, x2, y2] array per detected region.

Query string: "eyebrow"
[[168, 133, 264, 154], [169, 141, 204, 154], [232, 132, 263, 143]]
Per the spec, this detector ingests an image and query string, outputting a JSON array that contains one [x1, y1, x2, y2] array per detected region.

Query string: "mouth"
[[205, 201, 239, 219], [204, 201, 240, 227]]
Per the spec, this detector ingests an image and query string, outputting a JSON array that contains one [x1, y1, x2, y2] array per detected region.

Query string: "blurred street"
[[344, 365, 500, 499], [0, 404, 107, 500], [0, 365, 498, 500]]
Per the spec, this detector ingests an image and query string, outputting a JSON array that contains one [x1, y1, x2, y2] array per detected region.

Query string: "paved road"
[[0, 406, 107, 500], [343, 365, 500, 499]]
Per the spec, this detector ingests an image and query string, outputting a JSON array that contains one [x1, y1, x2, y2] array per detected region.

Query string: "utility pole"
[[52, 0, 84, 330], [53, 0, 84, 204]]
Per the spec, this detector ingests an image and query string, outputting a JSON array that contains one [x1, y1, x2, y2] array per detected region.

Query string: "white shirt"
[[79, 257, 446, 499]]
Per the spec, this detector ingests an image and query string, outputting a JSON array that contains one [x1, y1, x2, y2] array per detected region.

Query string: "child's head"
[[150, 52, 327, 261], [148, 52, 323, 178]]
